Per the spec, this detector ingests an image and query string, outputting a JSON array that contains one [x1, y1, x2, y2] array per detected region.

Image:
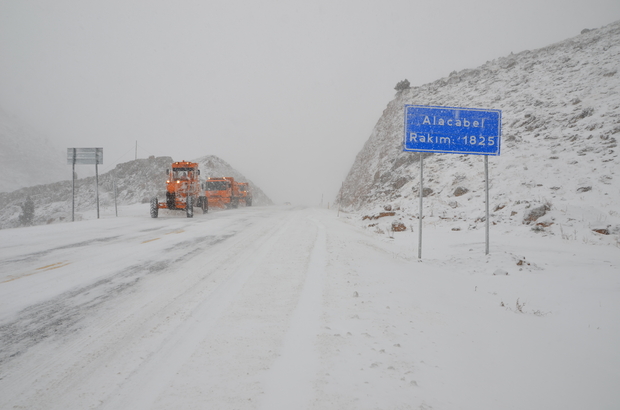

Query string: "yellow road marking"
[[36, 262, 66, 270], [142, 229, 182, 244], [1, 261, 71, 284], [43, 262, 71, 271]]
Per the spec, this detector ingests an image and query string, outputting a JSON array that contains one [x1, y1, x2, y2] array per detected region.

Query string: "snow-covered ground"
[[1, 204, 618, 409]]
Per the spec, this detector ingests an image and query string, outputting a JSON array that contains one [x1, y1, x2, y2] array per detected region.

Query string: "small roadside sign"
[[403, 105, 501, 155], [67, 148, 103, 165], [67, 147, 103, 221]]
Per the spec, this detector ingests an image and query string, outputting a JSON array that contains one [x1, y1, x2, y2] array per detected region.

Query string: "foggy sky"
[[1, 0, 619, 205]]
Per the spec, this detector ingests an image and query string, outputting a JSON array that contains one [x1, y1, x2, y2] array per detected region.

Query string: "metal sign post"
[[418, 153, 423, 259], [95, 161, 100, 218], [485, 156, 490, 255], [67, 148, 103, 221], [337, 182, 343, 217], [113, 172, 118, 217], [403, 105, 501, 259], [71, 148, 76, 221]]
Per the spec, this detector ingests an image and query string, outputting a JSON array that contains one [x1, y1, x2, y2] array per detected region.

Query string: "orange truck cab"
[[238, 182, 252, 206], [204, 177, 241, 209], [150, 161, 207, 218]]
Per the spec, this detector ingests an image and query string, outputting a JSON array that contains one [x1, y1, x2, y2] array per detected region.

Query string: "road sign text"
[[404, 105, 502, 155]]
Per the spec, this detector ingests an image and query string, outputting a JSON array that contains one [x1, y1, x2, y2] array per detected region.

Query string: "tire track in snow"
[[0, 208, 279, 409], [259, 219, 327, 409], [0, 233, 233, 369], [96, 212, 300, 410]]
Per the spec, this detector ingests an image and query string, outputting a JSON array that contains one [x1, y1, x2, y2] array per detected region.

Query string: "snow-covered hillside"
[[338, 21, 620, 246], [0, 107, 67, 193], [0, 155, 272, 229]]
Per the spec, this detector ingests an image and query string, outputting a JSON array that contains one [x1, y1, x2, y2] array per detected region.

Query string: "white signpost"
[[67, 148, 103, 221], [403, 105, 502, 259]]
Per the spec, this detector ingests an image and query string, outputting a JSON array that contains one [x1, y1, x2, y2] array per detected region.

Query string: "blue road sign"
[[404, 105, 502, 155]]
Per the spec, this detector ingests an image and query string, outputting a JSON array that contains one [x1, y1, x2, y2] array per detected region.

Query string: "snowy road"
[[1, 206, 327, 409], [1, 205, 619, 409]]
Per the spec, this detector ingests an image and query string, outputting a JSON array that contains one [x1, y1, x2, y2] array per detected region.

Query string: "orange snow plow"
[[150, 161, 208, 218], [238, 182, 252, 206], [204, 177, 241, 209]]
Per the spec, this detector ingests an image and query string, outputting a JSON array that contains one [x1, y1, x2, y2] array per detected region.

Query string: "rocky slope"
[[338, 21, 620, 243], [0, 155, 272, 229]]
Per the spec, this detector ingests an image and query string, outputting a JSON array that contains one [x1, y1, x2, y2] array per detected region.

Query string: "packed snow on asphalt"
[[0, 204, 618, 410]]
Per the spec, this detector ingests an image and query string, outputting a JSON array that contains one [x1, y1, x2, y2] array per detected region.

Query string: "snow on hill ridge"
[[338, 20, 620, 245], [0, 155, 272, 229]]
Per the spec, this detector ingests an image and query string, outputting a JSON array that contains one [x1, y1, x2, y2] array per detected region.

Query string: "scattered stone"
[[391, 221, 406, 232], [415, 187, 433, 197], [453, 186, 469, 197], [576, 107, 594, 120], [577, 186, 592, 193], [392, 177, 408, 190], [592, 228, 609, 235], [523, 204, 550, 223], [362, 212, 396, 220]]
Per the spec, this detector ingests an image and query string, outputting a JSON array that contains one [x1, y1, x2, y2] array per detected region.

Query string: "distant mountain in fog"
[[0, 107, 68, 193]]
